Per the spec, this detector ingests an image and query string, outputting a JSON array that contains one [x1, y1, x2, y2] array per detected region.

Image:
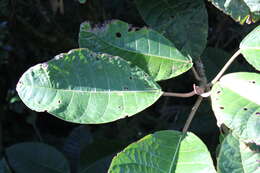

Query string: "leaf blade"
[[135, 0, 208, 59], [240, 25, 260, 71], [108, 130, 216, 173], [209, 0, 260, 24], [5, 142, 70, 173], [217, 134, 260, 173], [211, 72, 260, 144], [79, 20, 193, 81], [16, 48, 162, 124]]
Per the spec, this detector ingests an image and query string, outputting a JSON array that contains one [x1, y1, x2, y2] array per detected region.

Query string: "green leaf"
[[5, 142, 70, 173], [135, 0, 208, 59], [108, 130, 216, 173], [79, 20, 192, 81], [79, 0, 86, 3], [218, 134, 260, 173], [209, 0, 260, 24], [240, 25, 260, 71], [211, 72, 260, 144], [16, 48, 162, 124]]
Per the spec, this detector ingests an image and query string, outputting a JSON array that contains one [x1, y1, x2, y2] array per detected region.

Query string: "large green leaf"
[[209, 0, 260, 24], [240, 25, 260, 71], [135, 0, 208, 59], [108, 130, 216, 173], [5, 142, 70, 173], [218, 133, 260, 173], [16, 48, 162, 124], [211, 72, 260, 144], [79, 20, 192, 81]]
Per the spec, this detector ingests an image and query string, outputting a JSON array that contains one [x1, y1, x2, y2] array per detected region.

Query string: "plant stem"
[[163, 91, 196, 98], [182, 59, 208, 133], [211, 49, 241, 85], [182, 96, 203, 133]]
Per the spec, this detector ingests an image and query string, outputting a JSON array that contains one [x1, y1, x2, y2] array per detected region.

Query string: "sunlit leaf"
[[108, 130, 216, 173], [240, 25, 260, 70], [79, 20, 192, 81], [16, 48, 162, 124], [211, 72, 260, 144]]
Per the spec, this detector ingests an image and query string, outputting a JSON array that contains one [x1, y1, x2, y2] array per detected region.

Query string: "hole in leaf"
[[129, 76, 133, 80], [217, 91, 221, 94], [170, 15, 175, 19], [116, 32, 121, 38], [256, 112, 260, 116], [243, 108, 248, 111], [220, 106, 224, 110], [123, 87, 128, 90], [58, 100, 61, 104]]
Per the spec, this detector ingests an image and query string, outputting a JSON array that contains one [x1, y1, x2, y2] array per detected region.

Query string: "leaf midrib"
[[84, 30, 191, 63], [22, 85, 161, 93]]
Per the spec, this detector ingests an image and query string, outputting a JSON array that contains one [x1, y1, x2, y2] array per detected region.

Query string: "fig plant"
[[5, 0, 260, 172]]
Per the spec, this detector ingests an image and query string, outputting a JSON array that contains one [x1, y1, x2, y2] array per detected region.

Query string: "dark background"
[[0, 0, 258, 172]]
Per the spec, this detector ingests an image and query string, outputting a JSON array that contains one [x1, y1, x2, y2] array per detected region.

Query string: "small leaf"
[[209, 0, 260, 24], [5, 142, 70, 173], [218, 134, 260, 173], [135, 0, 208, 59], [16, 48, 162, 124], [240, 25, 260, 71], [79, 20, 192, 81], [211, 72, 260, 144], [108, 130, 216, 173]]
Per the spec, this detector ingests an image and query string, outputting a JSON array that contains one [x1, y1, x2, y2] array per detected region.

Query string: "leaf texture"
[[211, 72, 260, 144], [209, 0, 260, 24], [5, 142, 70, 173], [240, 25, 260, 71], [108, 130, 216, 173], [16, 48, 162, 124], [135, 0, 208, 59], [79, 20, 192, 81], [218, 134, 260, 173]]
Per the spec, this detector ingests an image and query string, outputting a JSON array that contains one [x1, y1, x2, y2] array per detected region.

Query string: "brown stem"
[[163, 91, 196, 98], [182, 96, 203, 133]]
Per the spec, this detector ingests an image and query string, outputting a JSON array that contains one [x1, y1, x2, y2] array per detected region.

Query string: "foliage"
[[2, 0, 260, 173]]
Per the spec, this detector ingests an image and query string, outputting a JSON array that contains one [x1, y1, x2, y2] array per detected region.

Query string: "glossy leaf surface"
[[79, 20, 192, 81], [211, 72, 260, 144], [240, 25, 260, 71], [209, 0, 260, 24], [135, 0, 208, 59], [16, 49, 162, 124], [108, 130, 216, 173], [5, 142, 70, 173], [218, 134, 260, 173]]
